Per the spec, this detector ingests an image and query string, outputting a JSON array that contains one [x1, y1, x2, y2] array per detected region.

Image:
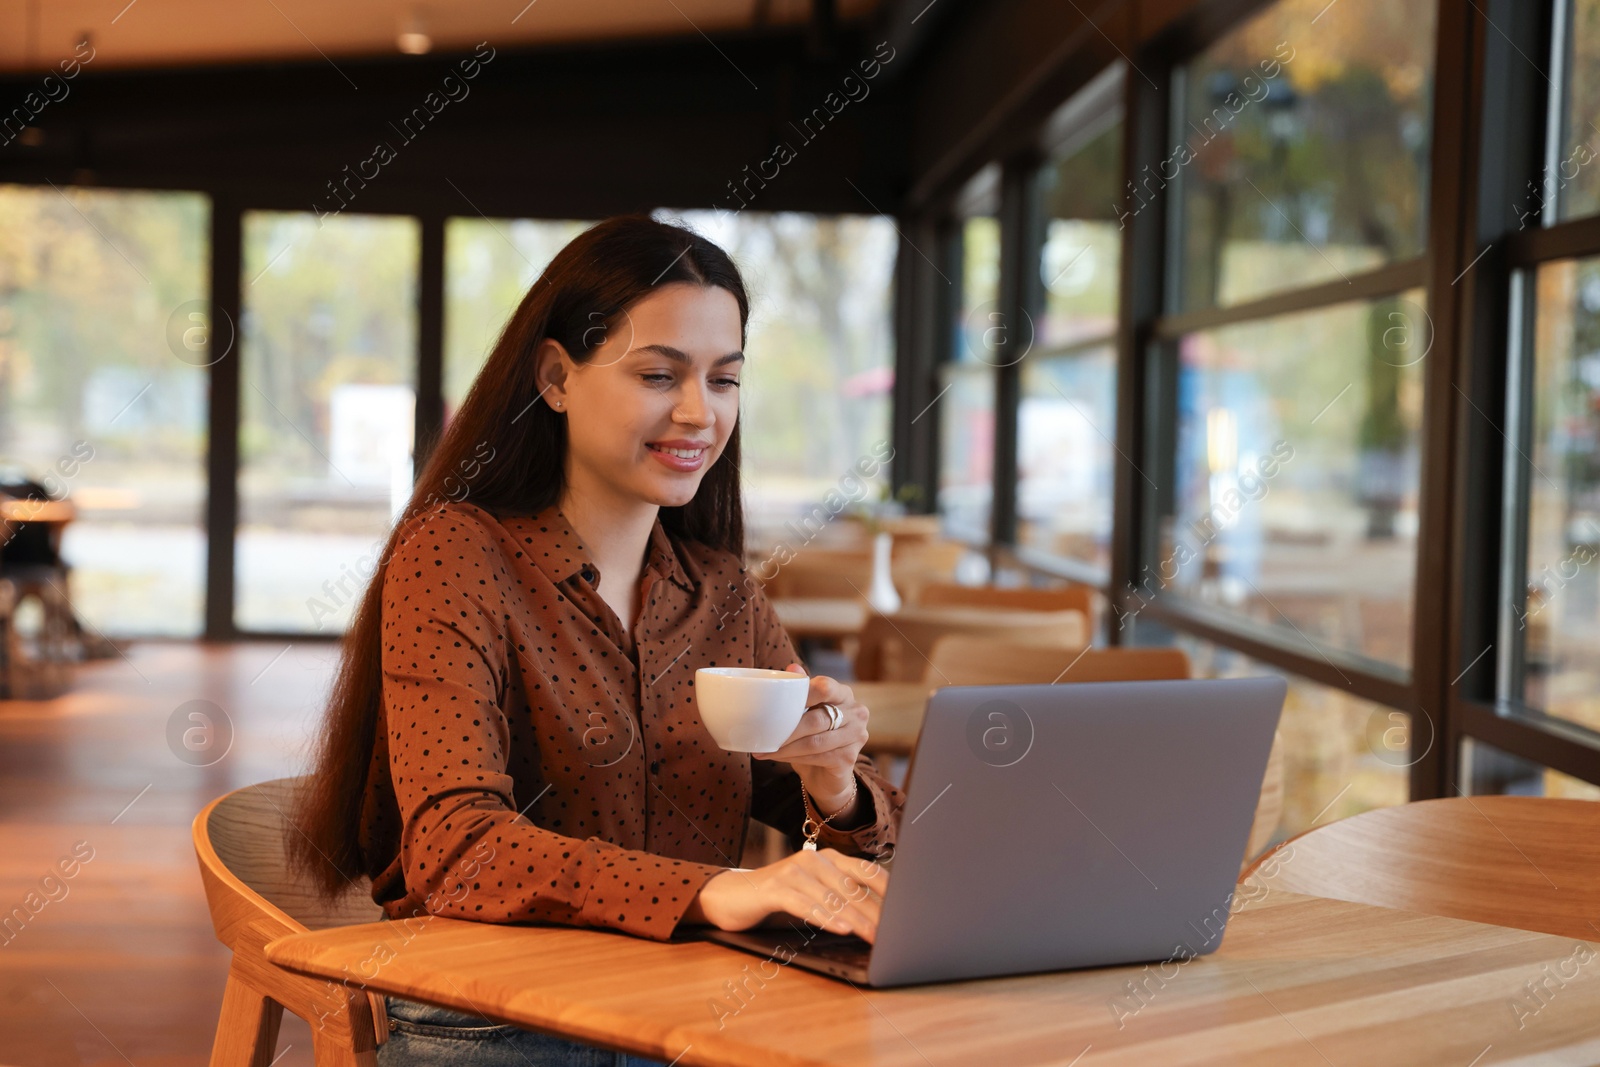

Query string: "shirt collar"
[[522, 504, 696, 596]]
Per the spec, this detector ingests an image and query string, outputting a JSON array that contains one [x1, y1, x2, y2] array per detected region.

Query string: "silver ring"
[[819, 703, 843, 730]]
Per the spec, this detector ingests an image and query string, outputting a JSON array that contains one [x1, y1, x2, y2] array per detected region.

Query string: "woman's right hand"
[[684, 848, 889, 943]]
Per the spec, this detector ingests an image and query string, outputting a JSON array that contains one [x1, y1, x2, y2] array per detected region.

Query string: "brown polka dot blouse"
[[359, 500, 906, 942]]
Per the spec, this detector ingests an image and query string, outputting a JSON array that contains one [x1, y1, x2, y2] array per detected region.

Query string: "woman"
[[291, 214, 906, 1065]]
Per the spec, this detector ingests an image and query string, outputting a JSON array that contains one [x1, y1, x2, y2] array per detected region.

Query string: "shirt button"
[[649, 761, 660, 774]]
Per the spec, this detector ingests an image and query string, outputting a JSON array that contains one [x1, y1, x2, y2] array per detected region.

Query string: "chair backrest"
[[760, 548, 875, 599], [194, 779, 389, 1055], [917, 581, 1094, 618], [889, 539, 969, 591], [196, 776, 382, 943], [853, 609, 1085, 682], [925, 636, 1189, 686], [889, 640, 1281, 862], [1241, 796, 1600, 941]]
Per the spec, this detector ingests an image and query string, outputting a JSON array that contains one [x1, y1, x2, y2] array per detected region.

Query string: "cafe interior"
[[3, 0, 1600, 1062]]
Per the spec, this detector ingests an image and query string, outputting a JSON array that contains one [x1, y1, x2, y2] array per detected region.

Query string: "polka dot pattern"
[[361, 500, 906, 942]]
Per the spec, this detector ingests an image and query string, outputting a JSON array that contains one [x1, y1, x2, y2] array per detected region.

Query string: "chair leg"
[[209, 966, 285, 1067], [311, 1032, 380, 1066]]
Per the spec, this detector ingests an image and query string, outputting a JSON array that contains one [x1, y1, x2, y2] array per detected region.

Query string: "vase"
[[867, 530, 901, 614]]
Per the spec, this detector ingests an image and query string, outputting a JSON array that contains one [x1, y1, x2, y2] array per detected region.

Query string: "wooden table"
[[0, 498, 74, 523], [773, 598, 871, 642], [264, 890, 1600, 1065]]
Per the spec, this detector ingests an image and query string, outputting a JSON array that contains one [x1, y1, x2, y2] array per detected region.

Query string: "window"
[[1143, 0, 1438, 692], [955, 216, 1001, 363], [1171, 0, 1436, 311], [1547, 0, 1600, 222], [938, 368, 997, 543], [0, 185, 209, 637], [1157, 291, 1426, 669], [1019, 348, 1116, 574], [1488, 1, 1600, 791], [1018, 92, 1123, 578], [939, 168, 1002, 545], [237, 211, 419, 633], [658, 210, 897, 542], [444, 217, 590, 419], [1138, 627, 1410, 839], [1462, 738, 1600, 799], [920, 0, 1600, 802], [1506, 256, 1600, 736]]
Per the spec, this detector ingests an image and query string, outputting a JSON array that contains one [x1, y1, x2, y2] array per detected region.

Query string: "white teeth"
[[650, 445, 704, 459]]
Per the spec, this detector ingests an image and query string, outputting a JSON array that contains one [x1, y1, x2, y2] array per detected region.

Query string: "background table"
[[0, 498, 75, 523], [265, 890, 1600, 1065], [772, 598, 871, 642]]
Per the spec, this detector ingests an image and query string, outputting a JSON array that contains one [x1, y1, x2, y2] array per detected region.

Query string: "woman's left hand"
[[751, 663, 869, 811]]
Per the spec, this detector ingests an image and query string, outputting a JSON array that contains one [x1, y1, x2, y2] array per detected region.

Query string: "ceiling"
[[0, 0, 882, 73]]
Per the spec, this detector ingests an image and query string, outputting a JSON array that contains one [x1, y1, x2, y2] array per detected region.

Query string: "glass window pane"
[[938, 212, 1002, 544], [956, 217, 1000, 363], [1553, 0, 1600, 222], [938, 364, 995, 543], [0, 186, 209, 637], [238, 211, 419, 633], [1018, 349, 1115, 575], [1155, 291, 1426, 670], [656, 211, 897, 540], [1174, 0, 1436, 311], [1037, 118, 1122, 348], [1462, 738, 1600, 799], [445, 217, 589, 418], [1519, 256, 1600, 735], [1138, 628, 1411, 839]]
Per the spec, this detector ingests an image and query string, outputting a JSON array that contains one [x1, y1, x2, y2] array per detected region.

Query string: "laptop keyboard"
[[800, 932, 872, 965]]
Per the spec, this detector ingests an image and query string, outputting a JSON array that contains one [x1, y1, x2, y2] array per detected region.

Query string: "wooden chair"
[[916, 580, 1094, 619], [194, 777, 388, 1066], [1240, 796, 1600, 941], [914, 636, 1283, 864], [881, 514, 944, 541], [0, 566, 75, 699], [888, 540, 970, 605], [759, 548, 874, 600], [925, 636, 1186, 687], [852, 608, 1085, 683], [754, 535, 971, 604]]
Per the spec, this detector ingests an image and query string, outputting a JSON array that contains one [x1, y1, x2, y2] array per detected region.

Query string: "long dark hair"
[[289, 214, 751, 896]]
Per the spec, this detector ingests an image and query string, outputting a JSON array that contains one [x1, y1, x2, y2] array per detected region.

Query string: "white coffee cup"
[[694, 666, 810, 752]]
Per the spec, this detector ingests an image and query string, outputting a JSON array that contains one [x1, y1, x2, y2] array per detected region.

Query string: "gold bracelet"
[[799, 773, 858, 851]]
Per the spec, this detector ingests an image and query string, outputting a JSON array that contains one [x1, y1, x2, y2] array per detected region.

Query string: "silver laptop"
[[699, 676, 1286, 987]]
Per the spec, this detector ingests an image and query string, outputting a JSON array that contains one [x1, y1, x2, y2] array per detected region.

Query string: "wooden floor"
[[0, 642, 340, 1066]]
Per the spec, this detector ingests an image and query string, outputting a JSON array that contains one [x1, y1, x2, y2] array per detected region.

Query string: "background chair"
[[194, 776, 387, 1066], [758, 547, 875, 600], [1240, 796, 1600, 941], [852, 608, 1085, 682], [757, 540, 971, 606], [924, 636, 1186, 686], [915, 580, 1095, 620], [910, 637, 1283, 864], [887, 540, 970, 605]]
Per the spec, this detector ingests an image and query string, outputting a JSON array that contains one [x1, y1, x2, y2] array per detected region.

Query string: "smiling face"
[[536, 282, 744, 513]]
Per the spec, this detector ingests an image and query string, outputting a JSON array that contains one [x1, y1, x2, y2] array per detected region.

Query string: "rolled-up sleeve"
[[744, 571, 905, 860], [380, 511, 726, 940]]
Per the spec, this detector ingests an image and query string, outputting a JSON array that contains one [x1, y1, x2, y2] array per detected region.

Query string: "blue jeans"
[[377, 996, 668, 1067]]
